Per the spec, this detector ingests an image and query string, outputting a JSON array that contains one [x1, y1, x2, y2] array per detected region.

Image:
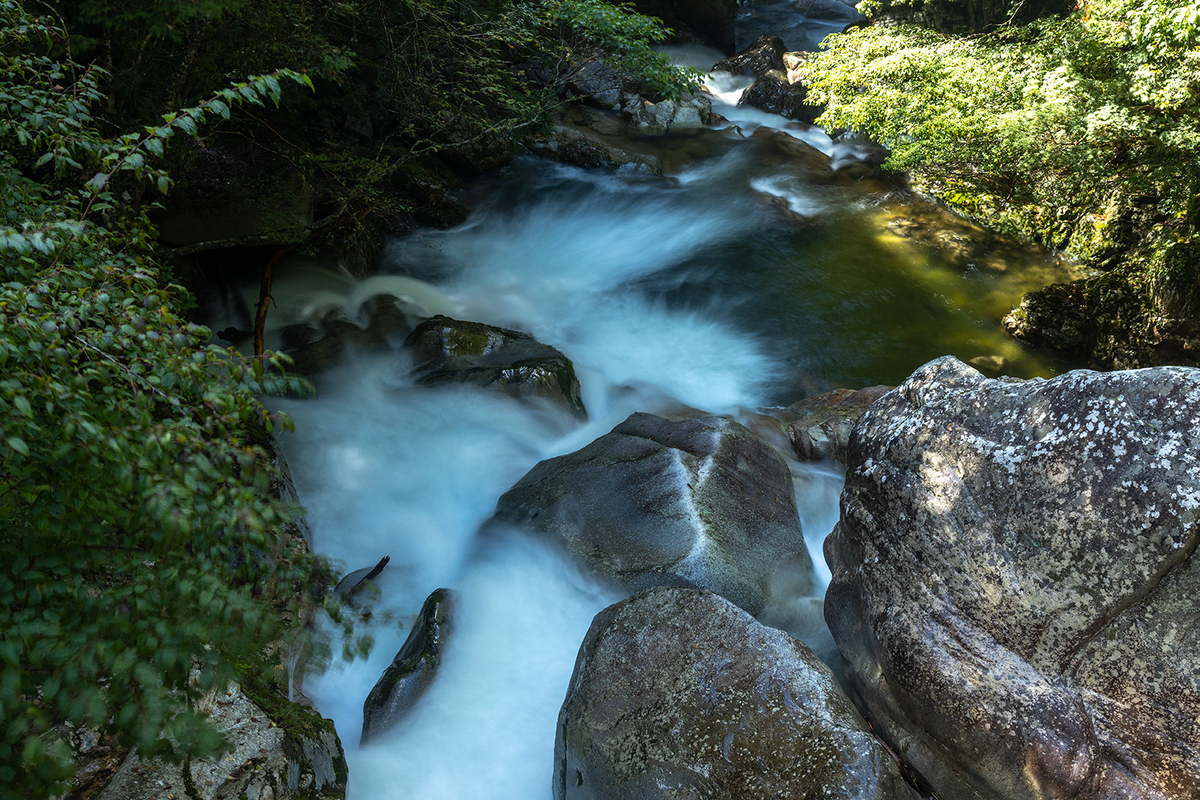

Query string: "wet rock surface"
[[784, 385, 892, 464], [403, 316, 588, 418], [827, 356, 1200, 800], [525, 123, 663, 173], [739, 69, 823, 122], [749, 127, 835, 182], [554, 587, 916, 800], [490, 413, 815, 615], [361, 588, 456, 745], [712, 34, 786, 77]]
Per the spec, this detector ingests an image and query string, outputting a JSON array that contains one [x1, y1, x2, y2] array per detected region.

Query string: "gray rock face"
[[785, 385, 892, 463], [361, 588, 456, 745], [826, 356, 1200, 800], [554, 587, 917, 800], [750, 128, 835, 183], [491, 413, 815, 615], [403, 316, 587, 418], [712, 34, 785, 77]]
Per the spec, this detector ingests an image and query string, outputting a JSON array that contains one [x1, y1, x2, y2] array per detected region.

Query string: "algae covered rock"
[[554, 587, 916, 800], [361, 588, 456, 745], [403, 316, 587, 418], [827, 355, 1200, 800], [489, 413, 815, 615]]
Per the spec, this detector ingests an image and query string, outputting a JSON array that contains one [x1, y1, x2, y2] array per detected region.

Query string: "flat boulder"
[[554, 587, 916, 800], [403, 316, 587, 418], [489, 413, 814, 615], [826, 356, 1200, 799]]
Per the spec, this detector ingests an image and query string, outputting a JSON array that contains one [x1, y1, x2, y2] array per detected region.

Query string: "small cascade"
[[231, 10, 1084, 799]]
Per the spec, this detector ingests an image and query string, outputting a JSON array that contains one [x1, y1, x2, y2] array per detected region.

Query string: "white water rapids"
[[269, 154, 845, 797], [216, 40, 1074, 800]]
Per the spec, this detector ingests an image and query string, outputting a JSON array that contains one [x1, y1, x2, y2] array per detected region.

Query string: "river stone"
[[826, 355, 1200, 800], [361, 588, 456, 745], [712, 34, 785, 78], [554, 587, 916, 800], [784, 385, 892, 464], [739, 69, 823, 123], [403, 316, 587, 418], [749, 127, 835, 183], [489, 413, 814, 615]]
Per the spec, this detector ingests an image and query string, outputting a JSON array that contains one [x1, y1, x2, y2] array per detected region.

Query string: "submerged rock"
[[554, 587, 916, 800], [749, 128, 835, 182], [489, 413, 815, 615], [361, 588, 456, 745], [284, 294, 417, 376], [826, 356, 1200, 799], [526, 123, 662, 173], [403, 316, 588, 418], [784, 385, 892, 464]]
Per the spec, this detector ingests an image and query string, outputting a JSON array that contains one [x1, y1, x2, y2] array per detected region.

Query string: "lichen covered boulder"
[[403, 316, 587, 418], [554, 587, 916, 800], [489, 413, 814, 615], [361, 588, 456, 745], [826, 356, 1200, 800]]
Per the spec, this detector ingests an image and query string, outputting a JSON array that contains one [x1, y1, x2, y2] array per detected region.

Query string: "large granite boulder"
[[826, 356, 1200, 800], [403, 316, 587, 418], [554, 587, 916, 800], [489, 413, 815, 615], [361, 588, 456, 745]]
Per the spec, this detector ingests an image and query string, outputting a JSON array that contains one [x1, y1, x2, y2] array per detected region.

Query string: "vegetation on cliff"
[[804, 0, 1199, 367], [1, 0, 691, 796]]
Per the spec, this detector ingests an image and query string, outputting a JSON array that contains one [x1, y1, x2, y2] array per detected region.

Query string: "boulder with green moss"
[[403, 316, 588, 418]]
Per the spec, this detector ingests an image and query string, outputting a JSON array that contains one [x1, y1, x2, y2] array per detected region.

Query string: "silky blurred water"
[[245, 44, 1081, 800]]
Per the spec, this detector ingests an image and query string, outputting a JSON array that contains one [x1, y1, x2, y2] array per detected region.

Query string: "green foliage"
[[805, 0, 1200, 267], [0, 4, 348, 797]]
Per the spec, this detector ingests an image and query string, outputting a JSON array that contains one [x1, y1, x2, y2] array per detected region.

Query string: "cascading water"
[[225, 34, 1081, 800]]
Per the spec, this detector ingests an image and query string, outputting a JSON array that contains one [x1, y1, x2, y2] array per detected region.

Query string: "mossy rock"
[[1004, 246, 1200, 369], [403, 316, 588, 418]]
